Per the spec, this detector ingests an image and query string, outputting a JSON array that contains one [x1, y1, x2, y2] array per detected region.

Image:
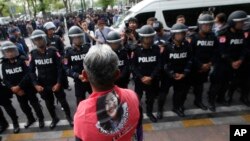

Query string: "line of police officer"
[[0, 10, 250, 134]]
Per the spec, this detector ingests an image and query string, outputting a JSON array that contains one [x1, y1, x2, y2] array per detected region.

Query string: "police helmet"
[[227, 10, 248, 27], [0, 41, 19, 59], [170, 23, 188, 33], [43, 22, 56, 31], [106, 31, 122, 43], [198, 14, 214, 24], [30, 30, 47, 45], [136, 25, 156, 37], [68, 26, 85, 37]]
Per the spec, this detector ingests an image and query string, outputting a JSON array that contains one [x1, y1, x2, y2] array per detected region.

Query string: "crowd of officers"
[[0, 10, 250, 134]]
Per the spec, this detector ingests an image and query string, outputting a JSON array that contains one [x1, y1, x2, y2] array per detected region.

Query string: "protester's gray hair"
[[84, 44, 119, 88]]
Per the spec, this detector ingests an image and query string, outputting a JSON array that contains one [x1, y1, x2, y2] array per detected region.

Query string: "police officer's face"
[[142, 36, 154, 47], [201, 24, 212, 33], [105, 93, 118, 119], [3, 48, 18, 59], [174, 33, 185, 42], [72, 36, 83, 46], [47, 29, 54, 35], [235, 21, 245, 30], [33, 37, 46, 48]]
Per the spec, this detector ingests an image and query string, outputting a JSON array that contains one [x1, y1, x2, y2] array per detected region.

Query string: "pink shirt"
[[74, 85, 140, 141]]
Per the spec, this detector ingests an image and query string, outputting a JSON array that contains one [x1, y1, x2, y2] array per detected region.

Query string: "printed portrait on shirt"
[[96, 91, 129, 135]]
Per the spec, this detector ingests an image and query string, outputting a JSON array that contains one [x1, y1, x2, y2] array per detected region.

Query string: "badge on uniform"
[[219, 36, 226, 43], [244, 32, 249, 39]]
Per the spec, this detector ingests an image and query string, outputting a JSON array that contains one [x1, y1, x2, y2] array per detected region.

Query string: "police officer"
[[29, 30, 73, 128], [157, 23, 192, 118], [0, 78, 20, 133], [43, 22, 69, 90], [132, 25, 161, 122], [64, 26, 92, 106], [210, 10, 249, 107], [188, 14, 218, 111], [106, 31, 130, 88], [43, 22, 64, 56], [1, 41, 45, 129], [153, 21, 171, 54]]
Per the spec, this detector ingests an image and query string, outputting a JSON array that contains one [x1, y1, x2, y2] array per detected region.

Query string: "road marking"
[[6, 133, 34, 141], [182, 118, 214, 128], [143, 123, 153, 131], [242, 114, 250, 122]]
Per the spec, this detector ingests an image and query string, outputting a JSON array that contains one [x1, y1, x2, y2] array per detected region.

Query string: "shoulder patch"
[[219, 36, 226, 43]]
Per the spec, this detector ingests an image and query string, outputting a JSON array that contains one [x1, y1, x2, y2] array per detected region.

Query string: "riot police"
[[106, 31, 130, 88], [0, 78, 19, 134], [157, 23, 192, 118], [153, 21, 171, 54], [188, 14, 218, 111], [209, 10, 249, 107], [43, 22, 65, 56], [64, 26, 92, 106], [43, 21, 69, 90], [1, 41, 44, 129], [132, 25, 161, 122], [29, 30, 73, 129]]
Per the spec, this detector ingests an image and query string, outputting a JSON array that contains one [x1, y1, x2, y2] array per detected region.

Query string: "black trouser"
[[74, 81, 92, 106], [40, 87, 71, 119], [225, 64, 249, 102], [187, 71, 209, 104], [158, 78, 188, 112], [16, 88, 44, 121], [0, 99, 18, 125], [208, 64, 230, 105], [134, 79, 159, 114], [0, 108, 8, 126]]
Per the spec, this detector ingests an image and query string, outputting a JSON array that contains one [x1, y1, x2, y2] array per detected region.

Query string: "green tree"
[[97, 0, 115, 11]]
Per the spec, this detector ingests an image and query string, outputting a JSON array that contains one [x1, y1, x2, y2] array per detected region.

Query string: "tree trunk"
[[0, 4, 5, 17], [63, 0, 69, 13]]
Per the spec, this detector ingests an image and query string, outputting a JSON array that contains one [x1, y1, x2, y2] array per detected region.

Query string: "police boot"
[[146, 113, 157, 123], [24, 117, 36, 129], [208, 102, 216, 112], [50, 117, 59, 129], [38, 119, 45, 129], [13, 121, 20, 134], [173, 107, 185, 117], [194, 102, 208, 110], [156, 111, 163, 120]]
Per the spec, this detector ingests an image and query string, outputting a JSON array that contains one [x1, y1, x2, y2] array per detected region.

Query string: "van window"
[[163, 8, 207, 27], [113, 11, 132, 28], [135, 12, 156, 28], [163, 3, 250, 27]]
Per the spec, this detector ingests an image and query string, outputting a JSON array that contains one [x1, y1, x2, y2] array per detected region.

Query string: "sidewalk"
[[0, 125, 230, 141]]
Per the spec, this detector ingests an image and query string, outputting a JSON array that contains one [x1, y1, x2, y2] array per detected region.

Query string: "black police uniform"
[[189, 32, 218, 109], [114, 47, 130, 88], [0, 78, 19, 133], [29, 47, 72, 123], [64, 45, 92, 105], [47, 35, 69, 89], [209, 28, 247, 106], [158, 40, 192, 116], [132, 44, 161, 117], [47, 35, 65, 56], [2, 56, 44, 126]]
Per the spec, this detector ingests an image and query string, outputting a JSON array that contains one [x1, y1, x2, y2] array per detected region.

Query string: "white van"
[[112, 0, 250, 32]]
